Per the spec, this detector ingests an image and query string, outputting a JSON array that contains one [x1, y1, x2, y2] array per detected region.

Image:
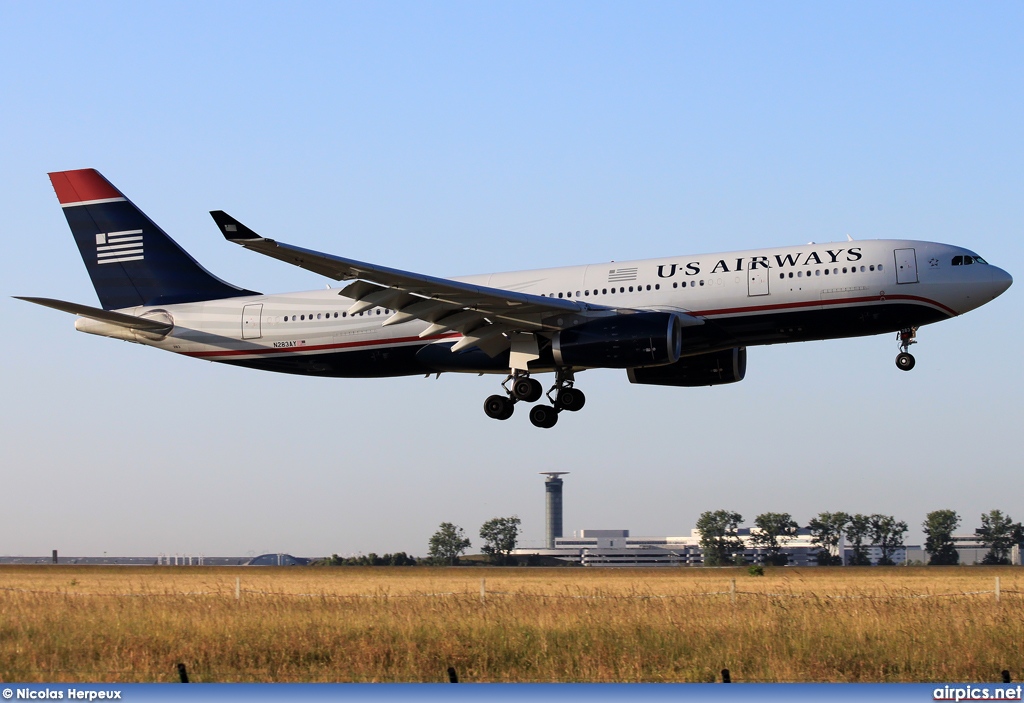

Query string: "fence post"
[[447, 667, 459, 683], [729, 579, 736, 605], [721, 668, 731, 683], [1002, 670, 1011, 683], [236, 577, 241, 602], [480, 578, 486, 603], [176, 663, 189, 683], [995, 576, 1001, 603]]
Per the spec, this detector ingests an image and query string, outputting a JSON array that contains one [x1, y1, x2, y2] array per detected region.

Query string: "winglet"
[[210, 211, 265, 242]]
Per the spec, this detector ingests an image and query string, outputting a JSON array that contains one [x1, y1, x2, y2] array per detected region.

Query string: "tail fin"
[[49, 169, 258, 310]]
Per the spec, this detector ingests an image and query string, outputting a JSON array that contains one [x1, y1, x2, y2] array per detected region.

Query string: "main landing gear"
[[483, 368, 586, 428], [895, 327, 918, 371]]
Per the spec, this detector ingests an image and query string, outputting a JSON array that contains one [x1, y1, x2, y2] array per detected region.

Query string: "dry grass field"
[[0, 565, 1022, 683]]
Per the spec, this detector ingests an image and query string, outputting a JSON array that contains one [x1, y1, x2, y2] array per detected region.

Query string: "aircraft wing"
[[210, 211, 628, 356]]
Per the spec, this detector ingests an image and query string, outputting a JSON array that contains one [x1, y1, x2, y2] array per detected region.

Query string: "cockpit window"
[[975, 256, 988, 264], [952, 256, 963, 266], [952, 255, 987, 266]]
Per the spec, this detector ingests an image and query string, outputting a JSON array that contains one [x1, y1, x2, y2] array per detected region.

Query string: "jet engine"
[[551, 312, 683, 369], [626, 347, 746, 387]]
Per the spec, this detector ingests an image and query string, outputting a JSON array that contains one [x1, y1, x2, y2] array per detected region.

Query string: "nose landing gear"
[[895, 327, 918, 371]]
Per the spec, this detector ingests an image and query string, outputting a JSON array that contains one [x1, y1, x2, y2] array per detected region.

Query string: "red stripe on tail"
[[48, 169, 123, 205]]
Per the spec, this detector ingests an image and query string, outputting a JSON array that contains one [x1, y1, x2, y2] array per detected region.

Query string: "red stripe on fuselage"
[[178, 295, 953, 360], [690, 294, 958, 319], [181, 333, 461, 359], [48, 169, 123, 205]]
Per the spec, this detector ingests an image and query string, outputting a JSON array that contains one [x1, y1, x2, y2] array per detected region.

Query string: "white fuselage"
[[75, 238, 1012, 378]]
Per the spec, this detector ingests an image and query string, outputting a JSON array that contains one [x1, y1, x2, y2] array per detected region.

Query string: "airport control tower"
[[540, 472, 569, 548]]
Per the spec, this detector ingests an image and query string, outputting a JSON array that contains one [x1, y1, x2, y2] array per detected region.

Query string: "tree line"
[[313, 509, 1022, 567], [698, 509, 1023, 566], [427, 517, 522, 565]]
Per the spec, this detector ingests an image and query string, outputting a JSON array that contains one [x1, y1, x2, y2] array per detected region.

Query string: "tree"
[[869, 514, 908, 565], [696, 510, 744, 566], [975, 510, 1024, 565], [479, 516, 522, 565], [808, 511, 849, 566], [751, 512, 799, 565], [428, 522, 471, 566], [844, 514, 873, 565], [923, 510, 961, 565]]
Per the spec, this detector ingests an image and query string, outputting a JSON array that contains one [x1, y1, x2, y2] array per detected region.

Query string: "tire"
[[895, 352, 916, 371], [512, 377, 545, 403], [484, 394, 514, 420], [524, 378, 543, 403], [529, 404, 559, 428], [556, 388, 586, 412]]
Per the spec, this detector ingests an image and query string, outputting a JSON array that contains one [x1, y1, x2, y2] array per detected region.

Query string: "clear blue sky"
[[1, 3, 1021, 558]]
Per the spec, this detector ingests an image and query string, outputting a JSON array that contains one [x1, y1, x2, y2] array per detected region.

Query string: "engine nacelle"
[[551, 312, 683, 369], [626, 347, 747, 387]]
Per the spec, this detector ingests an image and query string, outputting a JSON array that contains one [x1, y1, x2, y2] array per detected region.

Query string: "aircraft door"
[[242, 303, 263, 339], [747, 264, 770, 296], [894, 248, 919, 284]]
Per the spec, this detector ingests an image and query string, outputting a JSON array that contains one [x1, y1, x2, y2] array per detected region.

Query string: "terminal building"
[[514, 528, 920, 567], [516, 473, 929, 567]]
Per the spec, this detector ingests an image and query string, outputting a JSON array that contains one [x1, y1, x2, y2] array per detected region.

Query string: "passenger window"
[[629, 286, 634, 292], [576, 291, 581, 297], [602, 288, 607, 294], [655, 284, 660, 290], [646, 285, 651, 291], [558, 293, 563, 298], [317, 313, 322, 319], [842, 267, 848, 274], [877, 264, 883, 271]]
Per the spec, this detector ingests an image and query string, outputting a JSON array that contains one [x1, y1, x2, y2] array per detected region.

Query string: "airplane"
[[18, 168, 1013, 429]]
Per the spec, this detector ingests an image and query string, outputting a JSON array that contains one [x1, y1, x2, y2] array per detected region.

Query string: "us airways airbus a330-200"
[[19, 169, 1012, 428]]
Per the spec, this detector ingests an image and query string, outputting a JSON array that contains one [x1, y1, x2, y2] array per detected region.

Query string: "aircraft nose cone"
[[992, 266, 1013, 297]]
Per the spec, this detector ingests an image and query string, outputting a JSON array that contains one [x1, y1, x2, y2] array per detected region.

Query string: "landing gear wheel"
[[483, 394, 515, 420], [556, 388, 586, 412], [895, 352, 916, 371], [529, 404, 559, 428], [512, 377, 543, 403]]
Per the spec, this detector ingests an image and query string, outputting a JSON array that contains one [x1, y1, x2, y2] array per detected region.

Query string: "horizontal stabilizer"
[[14, 297, 173, 334]]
